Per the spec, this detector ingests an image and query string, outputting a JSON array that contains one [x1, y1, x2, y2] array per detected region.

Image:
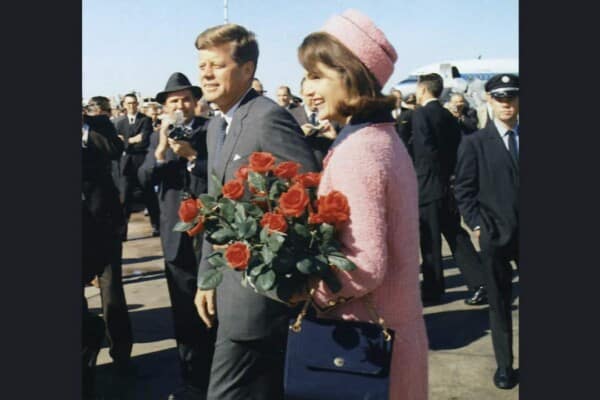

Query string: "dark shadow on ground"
[[123, 271, 166, 285], [424, 308, 490, 350], [128, 306, 175, 344], [94, 347, 182, 400], [123, 255, 164, 265], [89, 303, 144, 314]]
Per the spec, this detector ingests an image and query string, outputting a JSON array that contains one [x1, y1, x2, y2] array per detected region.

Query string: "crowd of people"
[[82, 8, 519, 400]]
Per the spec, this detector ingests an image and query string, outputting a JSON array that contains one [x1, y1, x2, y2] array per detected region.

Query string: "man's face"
[[252, 80, 264, 95], [490, 94, 519, 124], [123, 96, 138, 115], [198, 43, 254, 113], [449, 95, 466, 113], [276, 88, 291, 107], [163, 89, 197, 121], [301, 81, 316, 110], [147, 107, 159, 120]]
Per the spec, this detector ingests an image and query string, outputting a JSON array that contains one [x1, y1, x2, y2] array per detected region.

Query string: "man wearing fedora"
[[454, 74, 520, 389], [138, 72, 214, 400], [193, 24, 318, 400], [114, 93, 161, 239]]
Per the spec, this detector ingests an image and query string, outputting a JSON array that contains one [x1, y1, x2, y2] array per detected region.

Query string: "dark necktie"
[[213, 117, 228, 169], [309, 111, 317, 125], [507, 130, 518, 162]]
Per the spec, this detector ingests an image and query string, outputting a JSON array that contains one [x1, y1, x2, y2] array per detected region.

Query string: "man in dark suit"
[[390, 89, 415, 158], [82, 112, 126, 397], [138, 73, 215, 400], [412, 73, 486, 305], [289, 77, 338, 165], [114, 93, 160, 239], [193, 24, 319, 400], [85, 97, 134, 374], [454, 74, 520, 389], [446, 92, 479, 135]]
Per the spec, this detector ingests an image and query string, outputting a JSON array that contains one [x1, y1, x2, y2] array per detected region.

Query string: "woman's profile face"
[[303, 62, 348, 124]]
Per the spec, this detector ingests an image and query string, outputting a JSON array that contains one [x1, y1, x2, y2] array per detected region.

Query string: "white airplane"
[[392, 58, 518, 97]]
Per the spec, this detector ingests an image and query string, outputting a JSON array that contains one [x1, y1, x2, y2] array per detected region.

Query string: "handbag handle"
[[290, 289, 392, 342]]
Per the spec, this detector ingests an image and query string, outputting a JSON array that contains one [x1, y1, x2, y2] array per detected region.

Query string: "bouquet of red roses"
[[174, 151, 355, 302]]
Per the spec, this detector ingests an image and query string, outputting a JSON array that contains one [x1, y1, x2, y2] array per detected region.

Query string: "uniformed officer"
[[454, 74, 520, 389]]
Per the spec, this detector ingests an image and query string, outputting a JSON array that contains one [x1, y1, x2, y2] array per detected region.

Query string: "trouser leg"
[[82, 296, 105, 399], [142, 181, 161, 229], [98, 236, 133, 363], [419, 200, 444, 296], [164, 237, 215, 393], [440, 196, 484, 290], [480, 240, 514, 368], [206, 334, 286, 400]]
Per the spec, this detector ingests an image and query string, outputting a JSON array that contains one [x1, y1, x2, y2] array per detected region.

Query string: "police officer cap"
[[485, 74, 519, 98]]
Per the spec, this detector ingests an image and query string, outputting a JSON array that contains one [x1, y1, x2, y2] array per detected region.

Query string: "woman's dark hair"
[[298, 32, 395, 121]]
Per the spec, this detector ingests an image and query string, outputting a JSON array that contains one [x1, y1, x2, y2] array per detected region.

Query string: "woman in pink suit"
[[297, 9, 428, 399]]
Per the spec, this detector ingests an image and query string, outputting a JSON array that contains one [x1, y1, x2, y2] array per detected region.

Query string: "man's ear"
[[242, 61, 255, 81]]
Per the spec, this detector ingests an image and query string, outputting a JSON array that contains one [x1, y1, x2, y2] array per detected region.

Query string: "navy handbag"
[[284, 295, 395, 400]]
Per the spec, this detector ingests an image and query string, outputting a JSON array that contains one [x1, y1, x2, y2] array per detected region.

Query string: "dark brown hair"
[[195, 24, 259, 75], [417, 73, 444, 98], [298, 32, 395, 120]]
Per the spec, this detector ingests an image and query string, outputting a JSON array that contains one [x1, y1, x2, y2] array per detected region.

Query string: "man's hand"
[[117, 134, 125, 142], [155, 122, 170, 161], [301, 123, 319, 137], [316, 121, 337, 140], [128, 133, 143, 144], [168, 138, 197, 160], [194, 288, 216, 328], [474, 230, 481, 239]]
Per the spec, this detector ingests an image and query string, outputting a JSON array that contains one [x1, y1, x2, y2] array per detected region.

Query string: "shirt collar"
[[223, 87, 252, 129], [422, 98, 438, 107], [493, 118, 519, 137]]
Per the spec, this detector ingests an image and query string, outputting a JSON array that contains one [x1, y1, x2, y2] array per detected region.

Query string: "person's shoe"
[[465, 286, 487, 306], [493, 367, 518, 389], [152, 228, 160, 237]]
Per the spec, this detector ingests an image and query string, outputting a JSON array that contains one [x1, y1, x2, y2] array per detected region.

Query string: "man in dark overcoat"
[[454, 74, 520, 389]]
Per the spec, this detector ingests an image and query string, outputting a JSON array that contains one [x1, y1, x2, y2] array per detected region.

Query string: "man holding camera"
[[138, 72, 215, 400]]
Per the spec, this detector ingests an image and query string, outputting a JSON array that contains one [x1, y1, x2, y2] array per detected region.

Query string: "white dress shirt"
[[223, 87, 253, 135], [493, 119, 519, 154]]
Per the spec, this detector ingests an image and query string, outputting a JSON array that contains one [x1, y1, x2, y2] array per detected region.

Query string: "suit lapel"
[[214, 90, 258, 182], [484, 124, 519, 181]]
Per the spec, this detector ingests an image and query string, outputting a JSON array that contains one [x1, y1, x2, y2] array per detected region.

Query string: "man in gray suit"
[[193, 24, 319, 400]]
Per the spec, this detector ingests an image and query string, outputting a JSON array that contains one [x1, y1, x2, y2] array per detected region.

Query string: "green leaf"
[[198, 269, 223, 290], [255, 269, 276, 291], [219, 198, 236, 222], [268, 233, 286, 252], [198, 194, 217, 209], [210, 174, 223, 197], [248, 171, 267, 193], [314, 254, 330, 273], [238, 219, 258, 240], [235, 203, 247, 220], [210, 227, 236, 244], [327, 254, 357, 271], [173, 221, 195, 232], [249, 263, 266, 277], [207, 252, 228, 268], [321, 268, 342, 293], [259, 226, 270, 243], [293, 223, 311, 239], [245, 203, 264, 218], [320, 223, 334, 243], [261, 246, 275, 264], [296, 258, 314, 274]]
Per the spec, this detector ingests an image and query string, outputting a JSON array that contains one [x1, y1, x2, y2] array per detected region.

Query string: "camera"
[[166, 110, 195, 142]]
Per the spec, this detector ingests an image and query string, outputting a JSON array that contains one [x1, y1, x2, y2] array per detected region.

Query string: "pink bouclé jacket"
[[313, 121, 428, 400]]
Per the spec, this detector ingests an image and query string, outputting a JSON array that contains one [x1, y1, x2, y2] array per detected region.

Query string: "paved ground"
[[85, 212, 519, 399]]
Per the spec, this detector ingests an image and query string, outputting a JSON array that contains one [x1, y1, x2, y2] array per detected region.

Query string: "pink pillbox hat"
[[322, 9, 397, 87]]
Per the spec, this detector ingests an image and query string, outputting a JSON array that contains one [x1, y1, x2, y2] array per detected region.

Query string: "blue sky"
[[82, 0, 518, 102]]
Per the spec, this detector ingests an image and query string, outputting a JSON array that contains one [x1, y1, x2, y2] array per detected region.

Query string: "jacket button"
[[333, 357, 345, 367]]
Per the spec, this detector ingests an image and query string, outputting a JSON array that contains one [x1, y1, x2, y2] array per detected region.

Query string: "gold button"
[[333, 357, 345, 367], [328, 300, 336, 306]]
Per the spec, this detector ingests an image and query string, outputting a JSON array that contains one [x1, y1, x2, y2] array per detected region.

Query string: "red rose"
[[235, 165, 250, 180], [186, 216, 205, 237], [317, 191, 350, 224], [273, 161, 300, 179], [222, 179, 245, 200], [260, 212, 288, 233], [178, 198, 199, 223], [278, 183, 310, 217], [249, 152, 275, 173], [308, 212, 324, 224], [225, 242, 251, 270], [293, 172, 321, 188]]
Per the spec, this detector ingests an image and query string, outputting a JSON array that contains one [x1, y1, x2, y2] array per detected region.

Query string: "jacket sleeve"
[[311, 144, 389, 308], [454, 135, 481, 230], [139, 117, 153, 149]]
